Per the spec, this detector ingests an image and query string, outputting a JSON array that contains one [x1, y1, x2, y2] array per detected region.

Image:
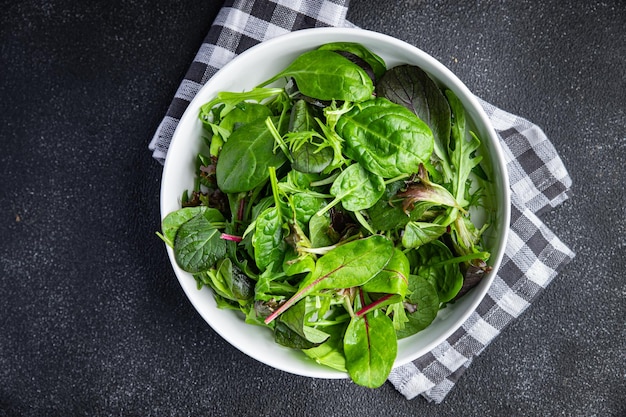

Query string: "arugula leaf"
[[446, 90, 482, 208]]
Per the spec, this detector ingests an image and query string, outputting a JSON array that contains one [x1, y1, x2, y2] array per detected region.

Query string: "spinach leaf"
[[216, 117, 287, 193], [289, 192, 326, 227], [252, 206, 286, 272], [289, 98, 318, 132], [401, 221, 447, 249], [344, 308, 397, 388], [364, 180, 411, 231], [318, 163, 385, 215], [291, 141, 334, 174], [336, 98, 434, 178], [414, 240, 463, 303], [258, 49, 374, 102], [395, 274, 440, 339], [377, 64, 452, 179], [286, 103, 334, 172], [220, 102, 273, 134], [174, 210, 227, 273], [252, 166, 287, 272], [160, 206, 224, 248], [308, 211, 335, 248], [317, 42, 387, 80]]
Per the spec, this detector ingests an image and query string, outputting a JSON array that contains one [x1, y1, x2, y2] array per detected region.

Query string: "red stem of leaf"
[[237, 198, 246, 222], [220, 233, 243, 242], [355, 293, 395, 318]]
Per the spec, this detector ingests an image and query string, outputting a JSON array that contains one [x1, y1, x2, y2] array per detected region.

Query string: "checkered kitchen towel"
[[149, 0, 575, 404]]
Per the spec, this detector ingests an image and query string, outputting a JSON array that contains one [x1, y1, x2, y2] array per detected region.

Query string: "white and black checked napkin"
[[149, 0, 575, 404]]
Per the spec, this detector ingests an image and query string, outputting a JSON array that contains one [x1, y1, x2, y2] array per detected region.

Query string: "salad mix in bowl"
[[159, 29, 509, 388]]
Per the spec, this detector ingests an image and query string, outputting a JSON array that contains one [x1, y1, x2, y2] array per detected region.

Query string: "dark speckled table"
[[1, 1, 624, 416]]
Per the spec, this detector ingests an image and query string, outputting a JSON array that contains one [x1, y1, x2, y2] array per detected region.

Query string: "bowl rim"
[[160, 26, 511, 379]]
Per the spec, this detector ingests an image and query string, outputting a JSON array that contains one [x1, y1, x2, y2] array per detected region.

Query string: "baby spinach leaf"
[[317, 42, 387, 80], [258, 49, 374, 102], [289, 192, 326, 227], [308, 211, 335, 248], [377, 64, 452, 180], [216, 117, 287, 193], [264, 235, 395, 324], [414, 240, 463, 303], [364, 180, 412, 231], [318, 163, 385, 215], [395, 274, 440, 339], [401, 221, 447, 249], [291, 141, 334, 174], [344, 309, 397, 388], [252, 206, 286, 272], [174, 210, 227, 273], [289, 99, 318, 133], [160, 206, 224, 248], [252, 166, 288, 273], [219, 102, 273, 134], [336, 98, 434, 178]]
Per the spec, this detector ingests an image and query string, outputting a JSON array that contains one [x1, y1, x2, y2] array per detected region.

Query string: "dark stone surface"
[[1, 1, 624, 416]]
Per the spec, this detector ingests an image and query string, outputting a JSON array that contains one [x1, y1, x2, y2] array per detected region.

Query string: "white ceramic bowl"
[[161, 27, 510, 379]]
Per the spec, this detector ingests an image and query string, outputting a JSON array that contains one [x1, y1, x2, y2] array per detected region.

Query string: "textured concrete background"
[[1, 1, 624, 416]]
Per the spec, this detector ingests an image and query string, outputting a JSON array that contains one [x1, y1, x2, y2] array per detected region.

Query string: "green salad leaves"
[[159, 42, 493, 388]]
